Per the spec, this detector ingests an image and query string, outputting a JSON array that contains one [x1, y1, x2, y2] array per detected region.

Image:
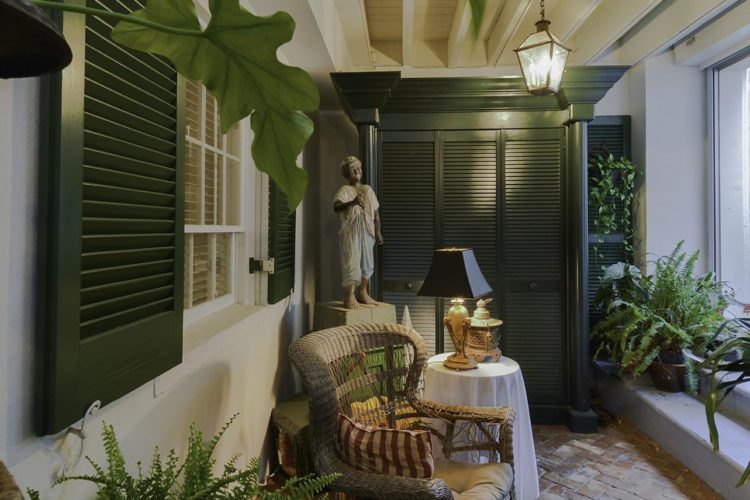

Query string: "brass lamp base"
[[443, 352, 478, 371]]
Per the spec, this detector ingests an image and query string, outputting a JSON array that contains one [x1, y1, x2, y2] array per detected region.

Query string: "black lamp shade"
[[417, 248, 492, 299], [0, 0, 73, 78]]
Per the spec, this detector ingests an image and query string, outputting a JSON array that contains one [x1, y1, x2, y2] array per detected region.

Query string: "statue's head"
[[340, 155, 362, 179]]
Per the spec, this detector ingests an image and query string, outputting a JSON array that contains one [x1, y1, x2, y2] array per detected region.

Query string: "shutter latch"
[[249, 257, 274, 274]]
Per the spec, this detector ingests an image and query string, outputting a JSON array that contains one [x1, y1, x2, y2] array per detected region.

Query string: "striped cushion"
[[337, 412, 435, 478]]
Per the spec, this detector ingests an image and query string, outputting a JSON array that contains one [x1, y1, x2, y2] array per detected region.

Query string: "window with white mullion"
[[184, 80, 244, 313]]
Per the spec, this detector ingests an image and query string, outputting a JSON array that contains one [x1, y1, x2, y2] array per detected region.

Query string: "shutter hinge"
[[249, 257, 274, 274]]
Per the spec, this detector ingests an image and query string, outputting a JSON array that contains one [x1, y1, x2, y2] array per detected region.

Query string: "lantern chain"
[[540, 0, 545, 20]]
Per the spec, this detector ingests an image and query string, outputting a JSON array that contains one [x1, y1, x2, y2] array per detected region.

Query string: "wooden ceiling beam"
[[447, 0, 473, 68], [615, 0, 740, 66], [566, 0, 664, 65], [487, 0, 532, 65], [333, 0, 374, 68], [403, 0, 415, 67]]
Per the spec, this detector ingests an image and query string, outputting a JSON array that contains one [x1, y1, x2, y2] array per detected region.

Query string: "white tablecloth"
[[424, 353, 539, 500]]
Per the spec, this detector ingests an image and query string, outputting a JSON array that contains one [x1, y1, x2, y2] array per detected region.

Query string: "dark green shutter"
[[268, 180, 296, 303], [38, 0, 184, 434], [379, 132, 438, 353], [501, 128, 565, 405], [587, 116, 631, 328]]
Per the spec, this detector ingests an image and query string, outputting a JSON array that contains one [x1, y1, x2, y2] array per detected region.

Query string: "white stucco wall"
[[0, 77, 314, 498], [596, 53, 709, 271], [641, 52, 709, 271]]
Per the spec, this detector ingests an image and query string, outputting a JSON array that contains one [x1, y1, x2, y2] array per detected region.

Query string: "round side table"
[[424, 352, 539, 500]]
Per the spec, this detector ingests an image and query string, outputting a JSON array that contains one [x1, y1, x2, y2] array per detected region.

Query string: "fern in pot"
[[591, 241, 728, 391]]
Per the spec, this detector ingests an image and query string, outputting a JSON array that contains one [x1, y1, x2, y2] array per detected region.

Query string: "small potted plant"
[[591, 242, 728, 391]]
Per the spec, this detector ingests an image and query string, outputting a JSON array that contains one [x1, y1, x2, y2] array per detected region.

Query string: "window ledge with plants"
[[590, 241, 750, 492]]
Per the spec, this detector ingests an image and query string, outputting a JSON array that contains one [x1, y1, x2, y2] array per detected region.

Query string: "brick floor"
[[534, 419, 721, 500]]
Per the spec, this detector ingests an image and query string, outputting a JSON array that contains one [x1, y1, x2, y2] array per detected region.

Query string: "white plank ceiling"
[[325, 0, 742, 69]]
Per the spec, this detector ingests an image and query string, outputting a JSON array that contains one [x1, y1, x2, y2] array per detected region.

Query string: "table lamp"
[[418, 248, 492, 370]]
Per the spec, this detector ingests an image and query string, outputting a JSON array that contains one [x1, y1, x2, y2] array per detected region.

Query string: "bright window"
[[183, 80, 246, 321], [714, 53, 750, 315]]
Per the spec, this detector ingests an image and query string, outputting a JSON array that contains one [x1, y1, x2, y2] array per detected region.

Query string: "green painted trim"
[[332, 67, 629, 117], [565, 121, 591, 416], [40, 5, 87, 433], [563, 103, 596, 124], [381, 111, 564, 131]]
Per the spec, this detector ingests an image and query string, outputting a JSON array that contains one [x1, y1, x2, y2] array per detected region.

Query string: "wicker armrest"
[[411, 396, 515, 474], [315, 448, 453, 500], [413, 396, 515, 425]]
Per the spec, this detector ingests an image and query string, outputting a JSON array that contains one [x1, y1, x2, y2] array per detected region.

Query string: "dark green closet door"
[[501, 128, 565, 406], [379, 132, 438, 354], [442, 131, 500, 351]]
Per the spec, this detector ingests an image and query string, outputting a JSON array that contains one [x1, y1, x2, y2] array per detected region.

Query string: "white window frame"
[[710, 47, 750, 316], [183, 91, 269, 326]]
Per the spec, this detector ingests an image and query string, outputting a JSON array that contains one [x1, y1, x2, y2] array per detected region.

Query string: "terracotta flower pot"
[[647, 360, 686, 392]]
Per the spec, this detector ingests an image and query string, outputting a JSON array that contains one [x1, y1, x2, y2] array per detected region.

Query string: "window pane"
[[717, 58, 750, 314], [185, 142, 201, 224], [204, 150, 216, 225], [216, 153, 225, 225], [205, 91, 217, 147], [186, 80, 202, 140], [226, 158, 241, 226], [192, 233, 210, 307], [215, 233, 232, 298]]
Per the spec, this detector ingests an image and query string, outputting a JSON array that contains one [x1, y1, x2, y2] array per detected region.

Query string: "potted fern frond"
[[27, 415, 338, 499], [592, 241, 728, 391]]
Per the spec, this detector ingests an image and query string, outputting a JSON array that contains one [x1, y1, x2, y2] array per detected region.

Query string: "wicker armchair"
[[290, 322, 515, 499]]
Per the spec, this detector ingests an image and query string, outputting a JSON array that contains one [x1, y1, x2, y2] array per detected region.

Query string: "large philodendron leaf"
[[111, 0, 319, 210]]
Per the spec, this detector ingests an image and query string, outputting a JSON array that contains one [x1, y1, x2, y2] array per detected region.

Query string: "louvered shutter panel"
[[587, 116, 631, 328], [268, 180, 296, 304], [501, 128, 565, 405], [38, 0, 184, 434], [442, 131, 500, 351], [379, 132, 438, 354]]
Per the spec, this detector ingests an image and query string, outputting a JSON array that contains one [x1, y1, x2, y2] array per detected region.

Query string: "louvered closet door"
[[442, 131, 500, 351], [501, 128, 565, 406], [39, 0, 183, 433], [379, 132, 438, 354]]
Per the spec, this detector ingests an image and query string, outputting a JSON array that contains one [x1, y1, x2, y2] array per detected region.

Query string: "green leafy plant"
[[33, 0, 318, 211], [689, 318, 750, 487], [588, 153, 638, 258], [592, 241, 727, 378], [27, 415, 338, 499]]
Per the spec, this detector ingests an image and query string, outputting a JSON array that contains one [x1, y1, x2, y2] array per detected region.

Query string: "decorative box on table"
[[465, 298, 503, 363]]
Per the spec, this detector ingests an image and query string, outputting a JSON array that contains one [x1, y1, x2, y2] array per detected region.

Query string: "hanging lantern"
[[0, 0, 72, 79], [513, 0, 571, 96]]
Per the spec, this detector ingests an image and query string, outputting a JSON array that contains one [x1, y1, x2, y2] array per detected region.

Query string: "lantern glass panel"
[[548, 42, 570, 92], [517, 42, 553, 91]]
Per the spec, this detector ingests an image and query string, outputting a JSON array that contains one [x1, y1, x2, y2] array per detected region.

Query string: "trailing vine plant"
[[32, 0, 319, 211], [588, 153, 638, 259]]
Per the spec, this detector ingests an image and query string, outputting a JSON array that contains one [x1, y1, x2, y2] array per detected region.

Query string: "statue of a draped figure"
[[333, 155, 384, 309]]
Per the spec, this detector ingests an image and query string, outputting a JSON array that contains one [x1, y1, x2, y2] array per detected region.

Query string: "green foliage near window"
[[591, 241, 728, 377], [33, 0, 319, 211], [688, 318, 750, 487], [588, 153, 638, 258], [27, 415, 339, 499]]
